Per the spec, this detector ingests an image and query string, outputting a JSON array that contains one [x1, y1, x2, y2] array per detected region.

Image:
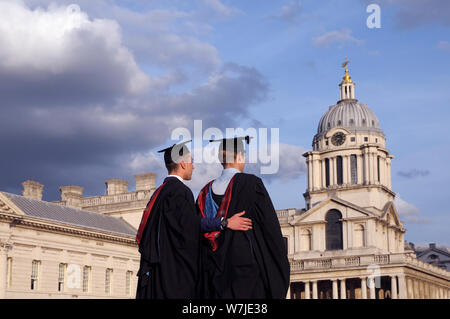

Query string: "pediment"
[[381, 201, 403, 228], [0, 192, 25, 216], [291, 197, 376, 225]]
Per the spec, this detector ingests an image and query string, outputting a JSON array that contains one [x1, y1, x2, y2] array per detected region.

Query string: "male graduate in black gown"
[[136, 140, 252, 299], [196, 136, 290, 299]]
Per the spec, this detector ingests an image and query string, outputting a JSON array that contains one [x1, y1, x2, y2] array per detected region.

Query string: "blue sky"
[[0, 0, 449, 246]]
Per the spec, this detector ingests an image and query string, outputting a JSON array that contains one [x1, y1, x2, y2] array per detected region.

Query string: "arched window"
[[325, 158, 330, 187], [326, 210, 343, 250], [354, 224, 365, 248], [300, 229, 312, 251], [336, 156, 343, 185]]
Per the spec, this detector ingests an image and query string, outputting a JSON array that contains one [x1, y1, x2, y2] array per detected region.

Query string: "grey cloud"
[[0, 3, 269, 202], [397, 169, 431, 179]]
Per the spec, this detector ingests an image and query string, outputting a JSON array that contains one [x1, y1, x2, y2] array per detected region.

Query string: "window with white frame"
[[58, 263, 67, 292], [31, 260, 40, 290], [105, 268, 113, 295], [126, 271, 133, 296], [83, 266, 91, 293], [7, 257, 12, 288]]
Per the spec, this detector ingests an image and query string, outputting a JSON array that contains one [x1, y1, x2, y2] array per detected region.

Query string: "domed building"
[[278, 63, 450, 299]]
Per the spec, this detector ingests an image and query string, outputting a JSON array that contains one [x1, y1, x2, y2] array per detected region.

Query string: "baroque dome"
[[316, 100, 384, 137]]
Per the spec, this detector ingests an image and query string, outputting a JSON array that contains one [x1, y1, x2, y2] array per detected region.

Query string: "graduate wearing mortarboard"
[[135, 141, 252, 299], [196, 136, 290, 299]]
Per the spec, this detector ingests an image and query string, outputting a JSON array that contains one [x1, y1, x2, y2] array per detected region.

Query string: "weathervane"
[[341, 57, 350, 69]]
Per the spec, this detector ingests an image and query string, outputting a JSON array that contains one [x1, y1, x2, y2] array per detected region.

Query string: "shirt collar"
[[167, 174, 185, 184]]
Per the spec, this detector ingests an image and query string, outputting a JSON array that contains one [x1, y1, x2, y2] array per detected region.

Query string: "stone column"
[[332, 280, 338, 299], [307, 157, 312, 191], [390, 275, 398, 299], [357, 154, 363, 185], [363, 150, 369, 185], [304, 281, 310, 300], [347, 155, 352, 185], [397, 274, 407, 299], [342, 156, 348, 185], [0, 245, 7, 299], [312, 281, 318, 299], [361, 277, 367, 299], [413, 279, 419, 299], [340, 279, 346, 299], [369, 277, 376, 299], [286, 284, 291, 299], [386, 158, 392, 190]]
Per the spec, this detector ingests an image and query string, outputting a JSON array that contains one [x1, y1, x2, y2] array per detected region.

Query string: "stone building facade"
[[0, 184, 141, 299], [278, 65, 450, 299]]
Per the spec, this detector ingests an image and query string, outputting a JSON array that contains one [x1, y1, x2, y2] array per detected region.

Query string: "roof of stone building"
[[415, 245, 450, 257], [316, 100, 384, 138], [1, 192, 137, 237]]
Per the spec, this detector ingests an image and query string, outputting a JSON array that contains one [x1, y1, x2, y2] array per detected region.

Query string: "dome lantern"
[[339, 57, 356, 101]]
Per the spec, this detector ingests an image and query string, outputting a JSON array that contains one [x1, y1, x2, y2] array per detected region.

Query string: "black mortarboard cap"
[[209, 136, 253, 154], [157, 140, 191, 165]]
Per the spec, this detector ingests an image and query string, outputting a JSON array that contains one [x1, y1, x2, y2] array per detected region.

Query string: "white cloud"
[[313, 28, 363, 48], [270, 1, 303, 24], [395, 194, 431, 224], [202, 0, 241, 18]]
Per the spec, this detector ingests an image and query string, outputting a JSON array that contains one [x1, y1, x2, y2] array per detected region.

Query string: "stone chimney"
[[59, 186, 84, 208], [135, 172, 156, 192], [429, 243, 436, 250], [22, 180, 44, 201], [105, 178, 129, 195]]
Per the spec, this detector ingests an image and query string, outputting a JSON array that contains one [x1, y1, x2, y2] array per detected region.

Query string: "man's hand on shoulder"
[[226, 211, 252, 231]]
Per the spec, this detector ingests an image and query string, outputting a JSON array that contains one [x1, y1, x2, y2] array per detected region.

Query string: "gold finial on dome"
[[341, 57, 353, 83]]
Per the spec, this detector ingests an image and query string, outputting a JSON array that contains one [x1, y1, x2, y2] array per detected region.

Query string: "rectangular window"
[[325, 158, 330, 187], [364, 137, 368, 142], [105, 268, 113, 295], [377, 156, 381, 182], [126, 271, 133, 297], [31, 260, 40, 291], [351, 155, 358, 184], [7, 257, 12, 288], [58, 263, 66, 292], [83, 266, 91, 293]]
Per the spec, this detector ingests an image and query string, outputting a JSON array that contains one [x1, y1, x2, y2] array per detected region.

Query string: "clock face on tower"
[[331, 132, 346, 146]]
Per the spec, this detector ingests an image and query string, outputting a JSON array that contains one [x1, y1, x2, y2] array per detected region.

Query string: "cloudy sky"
[[0, 0, 449, 246]]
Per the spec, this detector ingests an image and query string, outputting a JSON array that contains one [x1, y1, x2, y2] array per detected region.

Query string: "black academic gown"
[[197, 173, 290, 299], [136, 177, 201, 299]]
